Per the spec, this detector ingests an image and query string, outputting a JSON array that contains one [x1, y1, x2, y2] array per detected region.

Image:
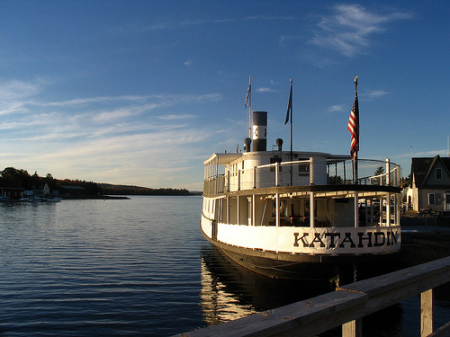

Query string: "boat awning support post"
[[252, 194, 256, 226], [310, 192, 315, 228], [226, 196, 230, 224], [275, 162, 280, 187], [354, 191, 359, 228], [237, 195, 240, 225], [276, 193, 280, 227]]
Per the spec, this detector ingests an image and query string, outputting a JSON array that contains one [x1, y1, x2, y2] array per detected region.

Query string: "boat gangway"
[[174, 256, 450, 337]]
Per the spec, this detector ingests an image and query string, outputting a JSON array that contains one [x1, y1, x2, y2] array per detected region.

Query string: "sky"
[[0, 1, 448, 191]]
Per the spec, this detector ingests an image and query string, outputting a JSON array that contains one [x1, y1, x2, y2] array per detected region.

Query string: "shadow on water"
[[199, 246, 450, 336]]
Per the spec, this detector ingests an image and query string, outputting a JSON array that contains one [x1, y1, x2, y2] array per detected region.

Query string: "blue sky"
[[0, 1, 448, 191]]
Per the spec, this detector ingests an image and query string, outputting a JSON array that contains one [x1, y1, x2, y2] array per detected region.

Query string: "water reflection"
[[200, 246, 337, 326], [198, 246, 424, 336]]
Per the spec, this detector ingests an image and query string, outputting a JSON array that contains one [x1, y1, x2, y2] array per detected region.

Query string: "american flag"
[[347, 95, 359, 158]]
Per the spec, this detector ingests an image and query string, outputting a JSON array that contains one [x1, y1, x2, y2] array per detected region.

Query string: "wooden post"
[[343, 319, 362, 337], [421, 289, 433, 336]]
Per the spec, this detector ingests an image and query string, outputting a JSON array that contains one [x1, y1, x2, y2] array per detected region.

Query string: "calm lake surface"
[[1, 196, 449, 336]]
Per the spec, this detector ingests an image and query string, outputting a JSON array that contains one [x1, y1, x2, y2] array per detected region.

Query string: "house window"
[[436, 168, 442, 180], [428, 193, 435, 205]]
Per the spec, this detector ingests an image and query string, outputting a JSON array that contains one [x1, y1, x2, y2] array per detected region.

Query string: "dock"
[[176, 224, 450, 337]]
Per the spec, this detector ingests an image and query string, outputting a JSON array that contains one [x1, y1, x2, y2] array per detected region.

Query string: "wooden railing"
[[174, 256, 450, 337]]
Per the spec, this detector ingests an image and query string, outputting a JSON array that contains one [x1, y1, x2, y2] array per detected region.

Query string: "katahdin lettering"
[[358, 232, 373, 247], [293, 231, 399, 250], [293, 233, 309, 247]]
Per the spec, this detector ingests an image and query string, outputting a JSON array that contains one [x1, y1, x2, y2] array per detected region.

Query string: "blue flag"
[[285, 81, 292, 124]]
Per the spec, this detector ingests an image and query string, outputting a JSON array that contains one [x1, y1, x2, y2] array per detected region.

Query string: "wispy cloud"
[[0, 79, 42, 101], [159, 114, 196, 121], [328, 104, 344, 112], [0, 80, 224, 188], [115, 15, 294, 35], [311, 4, 412, 57], [257, 87, 275, 93], [91, 104, 160, 124], [363, 90, 389, 99]]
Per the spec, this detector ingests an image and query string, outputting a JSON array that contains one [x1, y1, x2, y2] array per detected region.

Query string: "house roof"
[[411, 155, 450, 188]]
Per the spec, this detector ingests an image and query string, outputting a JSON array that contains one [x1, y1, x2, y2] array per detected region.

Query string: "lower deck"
[[201, 187, 402, 257], [203, 188, 401, 229]]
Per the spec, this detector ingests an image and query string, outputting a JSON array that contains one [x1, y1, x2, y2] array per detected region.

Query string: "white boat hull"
[[201, 212, 401, 279]]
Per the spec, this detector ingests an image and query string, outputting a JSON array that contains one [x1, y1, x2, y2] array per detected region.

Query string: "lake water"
[[0, 196, 448, 336]]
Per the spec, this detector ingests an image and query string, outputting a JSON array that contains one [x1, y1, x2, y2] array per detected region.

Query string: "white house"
[[409, 155, 450, 212]]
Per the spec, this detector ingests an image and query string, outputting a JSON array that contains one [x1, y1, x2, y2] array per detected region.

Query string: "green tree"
[[373, 166, 384, 185], [1, 167, 31, 187]]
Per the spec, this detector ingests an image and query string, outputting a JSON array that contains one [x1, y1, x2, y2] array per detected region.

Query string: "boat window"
[[270, 157, 282, 172], [298, 162, 310, 176]]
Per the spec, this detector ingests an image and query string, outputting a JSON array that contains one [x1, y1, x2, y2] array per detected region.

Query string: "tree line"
[[0, 167, 191, 196], [0, 167, 100, 195], [99, 184, 190, 196]]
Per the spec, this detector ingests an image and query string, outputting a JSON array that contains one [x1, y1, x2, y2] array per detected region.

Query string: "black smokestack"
[[252, 111, 267, 152]]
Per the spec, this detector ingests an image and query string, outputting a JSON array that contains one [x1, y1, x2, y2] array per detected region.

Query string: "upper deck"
[[203, 151, 401, 196]]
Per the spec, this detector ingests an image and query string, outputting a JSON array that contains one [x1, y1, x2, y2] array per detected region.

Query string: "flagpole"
[[353, 75, 358, 185], [246, 76, 252, 139], [290, 79, 293, 187], [289, 79, 293, 155], [352, 75, 359, 228]]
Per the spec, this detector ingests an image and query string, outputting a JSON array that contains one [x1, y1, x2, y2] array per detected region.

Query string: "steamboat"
[[201, 110, 402, 279]]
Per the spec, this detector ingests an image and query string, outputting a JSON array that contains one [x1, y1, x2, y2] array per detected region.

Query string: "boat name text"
[[293, 231, 399, 248]]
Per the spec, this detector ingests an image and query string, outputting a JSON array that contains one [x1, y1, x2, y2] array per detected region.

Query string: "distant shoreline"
[[61, 193, 201, 200]]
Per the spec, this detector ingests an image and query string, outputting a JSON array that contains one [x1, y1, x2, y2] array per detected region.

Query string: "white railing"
[[204, 159, 401, 195]]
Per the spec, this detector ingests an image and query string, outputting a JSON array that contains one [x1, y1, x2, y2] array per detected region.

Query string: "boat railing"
[[204, 158, 401, 194], [204, 174, 225, 195]]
